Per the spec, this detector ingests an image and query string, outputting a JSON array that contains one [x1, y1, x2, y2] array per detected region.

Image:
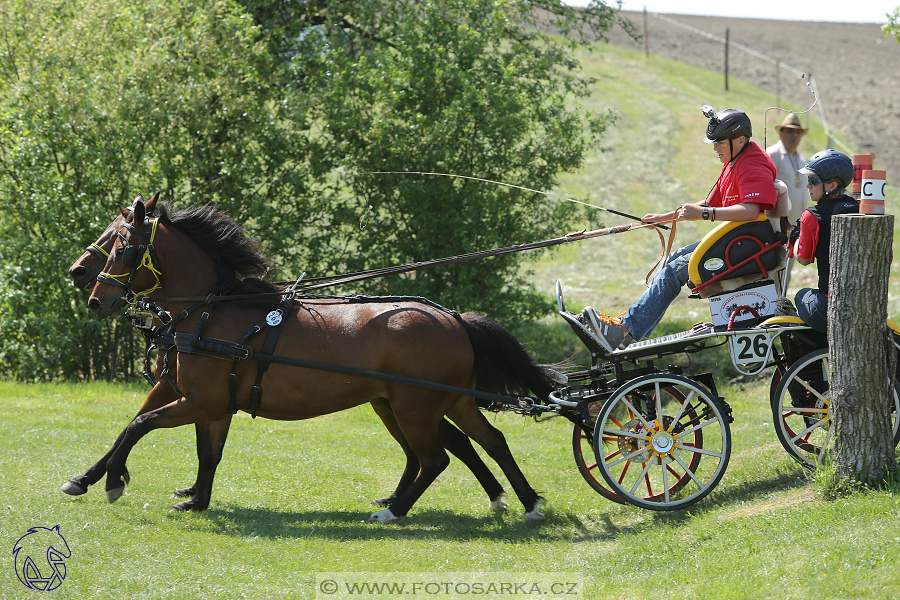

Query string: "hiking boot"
[[582, 307, 632, 353]]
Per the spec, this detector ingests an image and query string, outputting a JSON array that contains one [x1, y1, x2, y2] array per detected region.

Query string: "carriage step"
[[626, 323, 714, 350]]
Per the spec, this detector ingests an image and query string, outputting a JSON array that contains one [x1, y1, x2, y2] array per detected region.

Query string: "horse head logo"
[[12, 525, 71, 591]]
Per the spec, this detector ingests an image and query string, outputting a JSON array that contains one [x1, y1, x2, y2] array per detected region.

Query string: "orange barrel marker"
[[860, 170, 886, 215], [851, 154, 873, 195]]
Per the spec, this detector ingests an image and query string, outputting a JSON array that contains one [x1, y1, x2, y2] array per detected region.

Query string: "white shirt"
[[766, 139, 807, 224]]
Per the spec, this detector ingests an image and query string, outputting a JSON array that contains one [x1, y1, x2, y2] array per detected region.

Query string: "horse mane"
[[151, 203, 285, 305]]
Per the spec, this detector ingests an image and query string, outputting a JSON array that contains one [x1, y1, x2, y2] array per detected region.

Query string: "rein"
[[152, 219, 679, 304]]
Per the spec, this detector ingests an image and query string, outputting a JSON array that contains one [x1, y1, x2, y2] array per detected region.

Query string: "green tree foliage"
[[0, 0, 308, 379], [287, 0, 624, 318], [885, 7, 900, 41], [0, 0, 630, 380]]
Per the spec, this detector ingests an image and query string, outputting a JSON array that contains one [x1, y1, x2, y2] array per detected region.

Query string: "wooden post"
[[643, 7, 649, 58], [724, 28, 729, 91], [828, 214, 896, 480]]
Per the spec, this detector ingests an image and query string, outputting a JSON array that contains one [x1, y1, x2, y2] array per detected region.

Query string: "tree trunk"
[[828, 214, 896, 480]]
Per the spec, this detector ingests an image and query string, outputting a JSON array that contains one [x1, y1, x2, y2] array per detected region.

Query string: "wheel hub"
[[651, 430, 675, 453]]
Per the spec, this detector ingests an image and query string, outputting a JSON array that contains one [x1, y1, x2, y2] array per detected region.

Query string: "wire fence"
[[648, 12, 899, 198]]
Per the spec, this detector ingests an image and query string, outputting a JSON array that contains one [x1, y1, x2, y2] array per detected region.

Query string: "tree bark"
[[828, 214, 896, 480]]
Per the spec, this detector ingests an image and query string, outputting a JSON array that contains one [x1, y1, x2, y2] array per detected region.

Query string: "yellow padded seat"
[[687, 215, 785, 296]]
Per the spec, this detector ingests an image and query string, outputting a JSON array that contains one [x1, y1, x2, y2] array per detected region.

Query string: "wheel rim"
[[572, 423, 626, 504], [772, 349, 900, 467], [592, 374, 731, 511]]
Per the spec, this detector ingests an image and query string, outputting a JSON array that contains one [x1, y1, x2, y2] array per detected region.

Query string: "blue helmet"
[[799, 149, 854, 189]]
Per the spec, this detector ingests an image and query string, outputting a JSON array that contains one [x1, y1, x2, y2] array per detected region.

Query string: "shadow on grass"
[[194, 504, 564, 542], [190, 467, 808, 543]]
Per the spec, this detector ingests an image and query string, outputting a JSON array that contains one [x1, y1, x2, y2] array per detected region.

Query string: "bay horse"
[[65, 196, 511, 513], [84, 198, 557, 522]]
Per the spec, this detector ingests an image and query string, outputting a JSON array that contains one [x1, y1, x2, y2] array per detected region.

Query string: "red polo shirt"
[[706, 141, 777, 210]]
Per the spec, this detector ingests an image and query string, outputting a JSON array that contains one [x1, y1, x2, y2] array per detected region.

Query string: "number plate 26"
[[728, 332, 773, 366]]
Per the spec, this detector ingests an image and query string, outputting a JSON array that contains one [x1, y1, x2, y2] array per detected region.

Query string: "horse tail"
[[459, 312, 560, 403]]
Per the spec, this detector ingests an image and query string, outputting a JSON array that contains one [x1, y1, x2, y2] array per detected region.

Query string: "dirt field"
[[603, 11, 900, 189]]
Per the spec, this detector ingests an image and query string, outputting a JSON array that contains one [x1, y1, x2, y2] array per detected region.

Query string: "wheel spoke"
[[784, 406, 827, 415], [662, 462, 670, 503], [670, 390, 696, 425], [630, 461, 654, 495], [679, 415, 720, 437], [789, 418, 826, 444], [793, 377, 828, 404], [655, 382, 664, 426], [620, 397, 653, 429], [672, 454, 703, 487], [816, 426, 834, 464], [607, 445, 651, 468], [679, 444, 724, 458], [602, 427, 646, 441]]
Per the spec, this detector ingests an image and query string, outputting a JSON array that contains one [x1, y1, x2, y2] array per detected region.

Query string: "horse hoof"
[[106, 485, 125, 504], [171, 486, 195, 499], [61, 480, 87, 496], [371, 496, 394, 507], [525, 498, 546, 522], [489, 492, 508, 512], [170, 499, 208, 512], [368, 508, 405, 524]]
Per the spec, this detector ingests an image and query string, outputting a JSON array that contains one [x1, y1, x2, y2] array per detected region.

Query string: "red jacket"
[[706, 141, 777, 211]]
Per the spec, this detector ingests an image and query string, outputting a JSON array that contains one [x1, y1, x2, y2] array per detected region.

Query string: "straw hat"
[[775, 113, 807, 133]]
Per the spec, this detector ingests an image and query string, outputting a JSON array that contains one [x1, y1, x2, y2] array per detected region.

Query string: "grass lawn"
[[1, 380, 899, 599]]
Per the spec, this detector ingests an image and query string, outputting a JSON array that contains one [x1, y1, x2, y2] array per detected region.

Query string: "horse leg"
[[439, 419, 508, 511], [61, 381, 177, 496], [104, 395, 216, 504], [171, 415, 232, 511], [170, 422, 206, 499], [369, 400, 506, 510], [369, 399, 418, 507], [447, 399, 545, 521], [368, 397, 453, 523]]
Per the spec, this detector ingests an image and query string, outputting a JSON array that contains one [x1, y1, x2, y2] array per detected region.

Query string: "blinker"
[[122, 244, 144, 268]]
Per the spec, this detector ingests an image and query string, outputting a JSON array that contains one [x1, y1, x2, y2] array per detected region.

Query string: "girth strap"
[[248, 313, 288, 418], [226, 296, 294, 417]]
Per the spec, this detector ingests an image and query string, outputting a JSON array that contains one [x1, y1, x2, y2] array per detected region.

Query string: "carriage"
[[66, 193, 900, 520], [548, 213, 900, 510]]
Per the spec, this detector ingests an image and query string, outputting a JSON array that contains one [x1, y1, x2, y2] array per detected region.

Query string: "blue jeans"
[[795, 287, 828, 333], [620, 241, 699, 340]]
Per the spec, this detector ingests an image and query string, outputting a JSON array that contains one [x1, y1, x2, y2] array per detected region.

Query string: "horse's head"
[[69, 192, 158, 290], [88, 195, 162, 319]]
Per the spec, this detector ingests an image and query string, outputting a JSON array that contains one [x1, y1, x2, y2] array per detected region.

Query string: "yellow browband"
[[99, 218, 162, 297]]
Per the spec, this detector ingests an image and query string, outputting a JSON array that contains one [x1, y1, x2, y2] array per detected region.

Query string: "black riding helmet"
[[702, 106, 753, 144], [799, 149, 854, 190]]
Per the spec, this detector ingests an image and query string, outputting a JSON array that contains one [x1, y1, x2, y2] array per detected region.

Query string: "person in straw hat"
[[766, 112, 809, 225]]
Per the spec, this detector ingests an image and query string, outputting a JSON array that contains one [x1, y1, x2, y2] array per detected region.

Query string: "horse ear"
[[134, 193, 144, 204], [146, 191, 160, 214], [133, 199, 146, 225], [118, 204, 130, 218]]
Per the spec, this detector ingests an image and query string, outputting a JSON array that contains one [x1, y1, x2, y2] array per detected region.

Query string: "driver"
[[585, 106, 777, 352]]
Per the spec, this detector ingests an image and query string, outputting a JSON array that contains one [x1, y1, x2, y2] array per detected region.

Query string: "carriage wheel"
[[592, 374, 731, 511], [771, 349, 900, 468], [572, 385, 693, 504], [573, 423, 625, 503]]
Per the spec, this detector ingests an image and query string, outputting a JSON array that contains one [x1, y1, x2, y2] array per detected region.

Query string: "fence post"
[[724, 28, 729, 91], [828, 214, 896, 481]]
